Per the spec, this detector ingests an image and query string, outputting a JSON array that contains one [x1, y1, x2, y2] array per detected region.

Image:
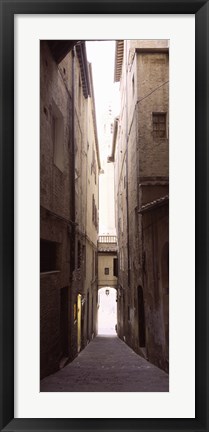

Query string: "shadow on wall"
[[98, 287, 117, 335]]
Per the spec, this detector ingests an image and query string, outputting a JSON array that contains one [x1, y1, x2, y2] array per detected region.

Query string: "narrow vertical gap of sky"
[[86, 41, 120, 235], [86, 41, 120, 160]]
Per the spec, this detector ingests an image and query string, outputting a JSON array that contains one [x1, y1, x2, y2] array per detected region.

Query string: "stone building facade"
[[111, 40, 169, 372], [40, 41, 100, 379]]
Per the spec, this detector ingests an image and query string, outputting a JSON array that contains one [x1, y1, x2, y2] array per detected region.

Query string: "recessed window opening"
[[40, 239, 60, 272], [152, 112, 167, 139], [113, 258, 118, 277]]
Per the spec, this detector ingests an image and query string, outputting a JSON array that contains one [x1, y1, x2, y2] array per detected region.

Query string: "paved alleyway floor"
[[40, 336, 169, 392]]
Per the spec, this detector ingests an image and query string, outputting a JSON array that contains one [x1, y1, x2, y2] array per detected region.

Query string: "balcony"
[[98, 235, 117, 253], [98, 235, 117, 243]]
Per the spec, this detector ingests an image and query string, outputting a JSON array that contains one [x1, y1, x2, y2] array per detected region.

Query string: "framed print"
[[0, 1, 208, 431]]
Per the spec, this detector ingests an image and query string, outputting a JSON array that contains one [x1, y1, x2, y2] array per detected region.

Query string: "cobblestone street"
[[40, 336, 169, 392]]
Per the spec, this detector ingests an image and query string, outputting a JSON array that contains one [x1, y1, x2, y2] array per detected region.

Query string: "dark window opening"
[[40, 239, 60, 272], [113, 258, 118, 277], [104, 267, 109, 275], [92, 194, 98, 229]]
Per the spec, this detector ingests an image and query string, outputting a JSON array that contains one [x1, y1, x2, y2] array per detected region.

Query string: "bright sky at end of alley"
[[86, 41, 120, 155]]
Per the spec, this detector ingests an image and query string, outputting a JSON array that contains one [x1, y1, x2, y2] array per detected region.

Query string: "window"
[[92, 195, 98, 229], [40, 239, 60, 272], [152, 112, 167, 138], [52, 101, 64, 172], [104, 267, 109, 275], [113, 258, 118, 277]]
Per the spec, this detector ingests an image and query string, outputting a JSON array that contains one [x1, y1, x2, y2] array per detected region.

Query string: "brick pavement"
[[40, 336, 169, 392]]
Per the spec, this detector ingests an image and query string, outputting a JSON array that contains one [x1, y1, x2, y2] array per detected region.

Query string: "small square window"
[[104, 267, 109, 275]]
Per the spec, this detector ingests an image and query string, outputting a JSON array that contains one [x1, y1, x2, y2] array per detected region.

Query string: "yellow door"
[[77, 294, 82, 352]]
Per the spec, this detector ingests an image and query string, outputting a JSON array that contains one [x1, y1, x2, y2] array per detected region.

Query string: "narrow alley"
[[40, 336, 168, 392], [40, 39, 169, 392]]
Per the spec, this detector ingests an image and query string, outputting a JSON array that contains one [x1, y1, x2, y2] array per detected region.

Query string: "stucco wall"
[[98, 253, 118, 288]]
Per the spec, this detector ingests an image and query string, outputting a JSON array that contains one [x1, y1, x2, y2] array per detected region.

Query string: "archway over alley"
[[98, 287, 117, 336]]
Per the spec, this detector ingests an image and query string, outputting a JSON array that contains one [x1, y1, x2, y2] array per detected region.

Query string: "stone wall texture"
[[40, 41, 100, 379], [114, 40, 169, 372]]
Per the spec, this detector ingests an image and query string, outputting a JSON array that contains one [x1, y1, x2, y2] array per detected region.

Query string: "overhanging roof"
[[114, 40, 124, 82], [76, 42, 91, 99], [88, 63, 101, 170], [139, 195, 169, 213], [48, 40, 79, 63]]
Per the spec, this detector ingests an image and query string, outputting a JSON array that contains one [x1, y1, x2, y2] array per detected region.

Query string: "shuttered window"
[[152, 112, 167, 138]]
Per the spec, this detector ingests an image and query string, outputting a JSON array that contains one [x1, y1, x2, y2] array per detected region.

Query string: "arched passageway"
[[98, 287, 117, 335]]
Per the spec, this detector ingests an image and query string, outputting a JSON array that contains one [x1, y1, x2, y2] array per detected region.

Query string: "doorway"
[[98, 287, 117, 335]]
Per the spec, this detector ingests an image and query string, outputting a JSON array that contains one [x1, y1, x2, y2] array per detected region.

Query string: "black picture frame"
[[0, 1, 208, 431]]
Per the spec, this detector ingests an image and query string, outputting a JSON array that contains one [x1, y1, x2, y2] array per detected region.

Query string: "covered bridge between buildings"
[[97, 235, 118, 290]]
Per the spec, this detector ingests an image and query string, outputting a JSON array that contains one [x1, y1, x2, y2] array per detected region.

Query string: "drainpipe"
[[125, 41, 131, 288]]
